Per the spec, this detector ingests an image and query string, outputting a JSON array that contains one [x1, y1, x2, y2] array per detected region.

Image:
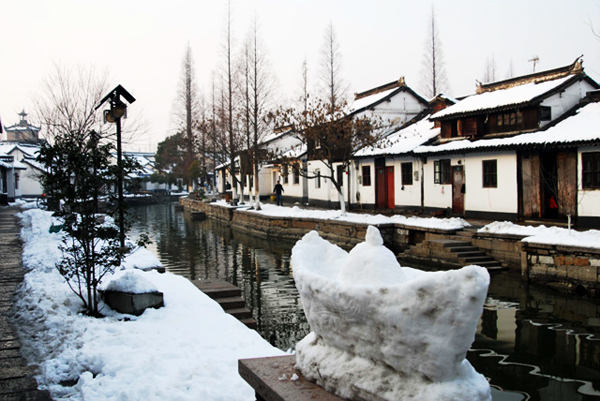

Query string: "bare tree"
[[483, 55, 497, 83], [298, 56, 310, 113], [173, 43, 202, 189], [237, 15, 276, 209], [420, 6, 448, 98], [34, 63, 110, 142], [318, 21, 348, 110], [506, 59, 515, 79], [273, 99, 381, 215]]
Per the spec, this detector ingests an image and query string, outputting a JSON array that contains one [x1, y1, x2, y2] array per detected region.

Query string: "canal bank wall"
[[181, 198, 600, 297]]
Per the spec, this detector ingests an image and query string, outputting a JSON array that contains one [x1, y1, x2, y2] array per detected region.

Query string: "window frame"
[[401, 162, 413, 186], [293, 165, 300, 185], [361, 165, 371, 186], [434, 159, 451, 184], [315, 169, 321, 188], [482, 159, 498, 188], [582, 152, 600, 189]]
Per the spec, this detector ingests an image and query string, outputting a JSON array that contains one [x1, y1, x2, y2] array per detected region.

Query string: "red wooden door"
[[452, 165, 465, 215], [386, 166, 395, 209], [376, 167, 386, 209]]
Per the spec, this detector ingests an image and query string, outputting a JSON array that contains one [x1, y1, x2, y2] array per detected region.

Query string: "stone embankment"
[[181, 199, 600, 296]]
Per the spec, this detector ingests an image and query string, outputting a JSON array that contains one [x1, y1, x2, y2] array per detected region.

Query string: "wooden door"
[[386, 166, 395, 209], [520, 153, 541, 218], [452, 165, 465, 215], [376, 167, 386, 209], [556, 151, 577, 218]]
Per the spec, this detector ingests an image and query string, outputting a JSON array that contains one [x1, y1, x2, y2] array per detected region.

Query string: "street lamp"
[[95, 85, 136, 249]]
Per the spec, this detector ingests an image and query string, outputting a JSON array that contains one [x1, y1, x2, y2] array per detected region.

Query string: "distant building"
[[2, 110, 42, 143]]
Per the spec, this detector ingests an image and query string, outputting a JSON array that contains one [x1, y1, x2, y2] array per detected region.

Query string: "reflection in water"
[[129, 203, 310, 350], [130, 203, 600, 400]]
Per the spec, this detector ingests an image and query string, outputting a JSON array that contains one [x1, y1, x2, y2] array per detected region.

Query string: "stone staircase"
[[194, 279, 258, 329], [402, 237, 506, 272]]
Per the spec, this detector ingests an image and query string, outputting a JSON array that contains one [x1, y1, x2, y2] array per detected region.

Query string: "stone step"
[[240, 318, 258, 330], [459, 256, 495, 264], [447, 246, 479, 253], [195, 279, 242, 299], [228, 307, 253, 320], [455, 251, 486, 258], [215, 296, 246, 311]]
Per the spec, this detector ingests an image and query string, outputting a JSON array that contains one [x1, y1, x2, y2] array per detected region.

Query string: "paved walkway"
[[0, 206, 51, 400]]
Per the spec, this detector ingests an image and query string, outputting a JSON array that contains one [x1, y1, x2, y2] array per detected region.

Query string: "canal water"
[[129, 202, 600, 401]]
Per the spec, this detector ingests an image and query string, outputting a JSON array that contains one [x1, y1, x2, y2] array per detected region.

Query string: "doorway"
[[452, 165, 465, 215]]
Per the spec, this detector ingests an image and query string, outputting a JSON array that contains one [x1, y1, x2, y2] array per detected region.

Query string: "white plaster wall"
[[354, 92, 426, 126], [463, 152, 518, 214], [356, 159, 376, 206], [390, 157, 423, 208], [540, 79, 597, 128], [423, 157, 453, 209], [307, 160, 331, 203], [578, 146, 600, 217], [19, 167, 43, 196]]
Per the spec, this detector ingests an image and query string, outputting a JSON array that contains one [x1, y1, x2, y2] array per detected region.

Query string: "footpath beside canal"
[[182, 198, 600, 296], [0, 206, 50, 400]]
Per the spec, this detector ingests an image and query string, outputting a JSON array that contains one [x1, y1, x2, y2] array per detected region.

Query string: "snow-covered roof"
[[351, 87, 397, 112], [415, 101, 600, 154], [431, 76, 574, 120], [356, 115, 439, 157]]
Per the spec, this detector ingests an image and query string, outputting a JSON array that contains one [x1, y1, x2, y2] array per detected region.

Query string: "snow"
[[236, 201, 470, 231], [479, 221, 600, 249], [351, 87, 397, 112], [291, 227, 491, 401], [14, 208, 284, 400], [356, 114, 440, 157], [431, 76, 572, 119], [102, 270, 158, 294]]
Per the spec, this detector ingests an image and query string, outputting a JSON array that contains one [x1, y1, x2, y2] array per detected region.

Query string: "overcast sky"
[[1, 0, 599, 152]]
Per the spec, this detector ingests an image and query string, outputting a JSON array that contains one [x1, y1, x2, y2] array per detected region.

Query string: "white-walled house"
[[414, 59, 600, 228], [0, 143, 44, 199], [304, 77, 430, 209]]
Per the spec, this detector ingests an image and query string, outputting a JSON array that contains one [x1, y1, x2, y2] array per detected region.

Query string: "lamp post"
[[95, 85, 136, 249]]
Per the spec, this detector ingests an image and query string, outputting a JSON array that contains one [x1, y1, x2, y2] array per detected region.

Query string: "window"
[[14, 173, 19, 190], [293, 165, 300, 185], [582, 152, 600, 189], [315, 169, 321, 188], [482, 160, 497, 188], [362, 166, 371, 186], [540, 106, 552, 121], [282, 165, 289, 184], [336, 165, 345, 187], [497, 111, 523, 131], [401, 162, 413, 186], [434, 159, 451, 184]]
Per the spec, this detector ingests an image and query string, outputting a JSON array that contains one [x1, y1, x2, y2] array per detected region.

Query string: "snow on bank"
[[14, 208, 283, 400], [218, 200, 470, 231], [479, 221, 600, 249]]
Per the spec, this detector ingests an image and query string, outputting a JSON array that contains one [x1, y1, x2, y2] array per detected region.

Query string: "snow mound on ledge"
[[103, 270, 159, 294], [291, 226, 491, 401]]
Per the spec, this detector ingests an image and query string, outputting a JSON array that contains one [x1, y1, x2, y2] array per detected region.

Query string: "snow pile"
[[14, 208, 283, 400], [479, 221, 600, 249], [102, 270, 159, 294], [239, 201, 470, 230], [291, 226, 491, 401]]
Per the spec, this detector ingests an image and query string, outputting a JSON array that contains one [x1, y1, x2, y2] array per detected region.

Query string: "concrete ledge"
[[102, 290, 164, 316], [238, 355, 342, 401]]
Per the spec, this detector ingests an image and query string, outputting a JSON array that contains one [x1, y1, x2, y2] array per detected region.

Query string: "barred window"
[[582, 152, 600, 189], [434, 159, 451, 184]]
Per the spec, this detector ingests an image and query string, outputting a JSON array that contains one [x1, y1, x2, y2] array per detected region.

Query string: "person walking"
[[273, 180, 284, 206]]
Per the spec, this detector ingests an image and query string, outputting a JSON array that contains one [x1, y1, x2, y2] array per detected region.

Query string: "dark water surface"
[[129, 203, 600, 401]]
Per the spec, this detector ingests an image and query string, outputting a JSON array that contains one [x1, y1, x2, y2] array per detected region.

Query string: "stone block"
[[565, 257, 575, 266], [578, 266, 598, 283], [539, 256, 554, 265], [574, 257, 590, 267], [102, 290, 164, 316], [554, 256, 565, 266], [590, 259, 600, 267], [556, 266, 567, 279]]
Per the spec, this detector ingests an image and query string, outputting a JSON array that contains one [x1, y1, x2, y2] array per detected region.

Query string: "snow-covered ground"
[[222, 200, 470, 231], [479, 221, 600, 249], [14, 208, 284, 400]]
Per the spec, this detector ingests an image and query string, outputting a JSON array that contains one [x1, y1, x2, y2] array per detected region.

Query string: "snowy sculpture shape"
[[291, 226, 491, 401]]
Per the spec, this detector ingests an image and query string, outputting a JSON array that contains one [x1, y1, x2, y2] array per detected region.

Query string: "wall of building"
[[540, 79, 597, 128], [464, 152, 518, 215]]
